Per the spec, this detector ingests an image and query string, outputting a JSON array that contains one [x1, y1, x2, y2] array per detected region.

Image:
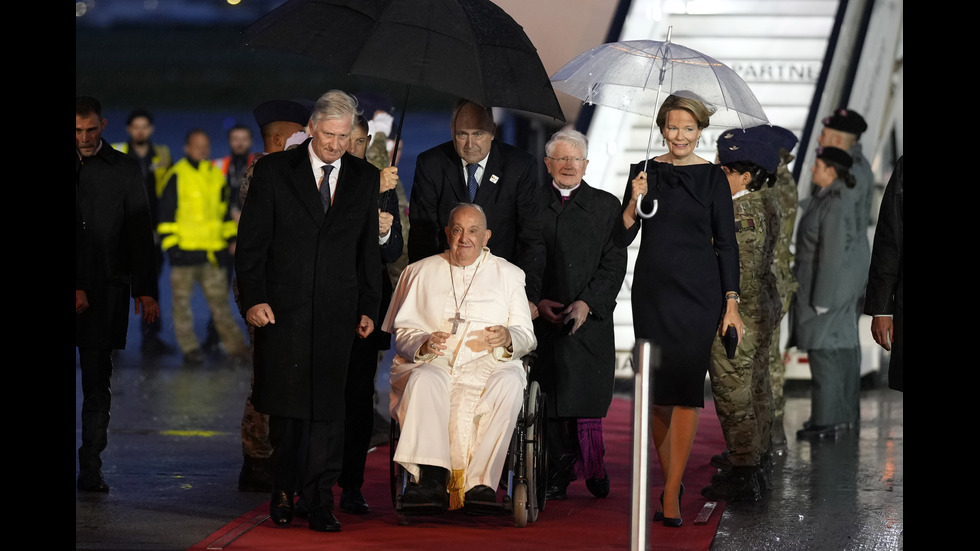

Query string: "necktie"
[[466, 163, 479, 202], [320, 164, 334, 213]]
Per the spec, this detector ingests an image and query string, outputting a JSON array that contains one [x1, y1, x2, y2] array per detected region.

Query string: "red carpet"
[[191, 396, 727, 550]]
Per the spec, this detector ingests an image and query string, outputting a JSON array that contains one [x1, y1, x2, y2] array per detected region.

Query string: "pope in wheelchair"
[[382, 204, 536, 513]]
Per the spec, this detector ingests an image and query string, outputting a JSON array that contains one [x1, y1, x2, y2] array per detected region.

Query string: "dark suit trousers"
[[269, 416, 344, 512], [339, 336, 381, 491], [808, 347, 861, 426], [77, 347, 113, 473]]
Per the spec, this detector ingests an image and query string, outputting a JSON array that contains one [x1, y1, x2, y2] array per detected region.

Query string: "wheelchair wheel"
[[389, 420, 400, 509], [513, 482, 528, 527], [525, 381, 546, 522]]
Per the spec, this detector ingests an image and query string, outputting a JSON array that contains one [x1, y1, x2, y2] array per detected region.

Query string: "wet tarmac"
[[76, 293, 903, 550]]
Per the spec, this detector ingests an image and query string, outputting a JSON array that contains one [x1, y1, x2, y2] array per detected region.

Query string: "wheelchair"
[[389, 355, 547, 527]]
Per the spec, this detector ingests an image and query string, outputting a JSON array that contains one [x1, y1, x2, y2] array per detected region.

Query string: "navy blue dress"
[[616, 160, 740, 407]]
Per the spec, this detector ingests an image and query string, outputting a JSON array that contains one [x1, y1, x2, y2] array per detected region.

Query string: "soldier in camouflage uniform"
[[703, 132, 782, 502], [762, 127, 799, 452]]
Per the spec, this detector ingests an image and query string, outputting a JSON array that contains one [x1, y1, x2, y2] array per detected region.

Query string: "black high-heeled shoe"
[[653, 483, 684, 522], [270, 489, 295, 527]]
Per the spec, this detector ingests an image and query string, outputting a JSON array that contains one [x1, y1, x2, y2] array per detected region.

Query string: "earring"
[[661, 138, 665, 147], [696, 137, 700, 148]]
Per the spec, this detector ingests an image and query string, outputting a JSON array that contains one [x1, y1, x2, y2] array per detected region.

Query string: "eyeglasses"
[[546, 156, 586, 164]]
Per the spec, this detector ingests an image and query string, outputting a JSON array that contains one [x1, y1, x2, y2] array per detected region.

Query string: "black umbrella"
[[245, 0, 565, 155]]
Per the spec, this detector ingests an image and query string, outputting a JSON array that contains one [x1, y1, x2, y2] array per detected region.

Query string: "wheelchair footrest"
[[463, 500, 509, 516], [396, 501, 448, 515]]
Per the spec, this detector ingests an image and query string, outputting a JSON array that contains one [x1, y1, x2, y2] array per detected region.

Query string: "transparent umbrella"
[[551, 27, 768, 217]]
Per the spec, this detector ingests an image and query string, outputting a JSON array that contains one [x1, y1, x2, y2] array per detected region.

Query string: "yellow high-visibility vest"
[[157, 159, 236, 257]]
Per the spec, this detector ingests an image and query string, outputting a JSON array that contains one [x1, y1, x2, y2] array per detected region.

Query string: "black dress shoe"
[[545, 482, 568, 500], [464, 485, 497, 503], [270, 489, 295, 527], [308, 507, 341, 532], [401, 482, 449, 508], [585, 469, 610, 498], [294, 494, 309, 518], [402, 465, 449, 509], [340, 489, 370, 515], [77, 470, 109, 493], [463, 485, 500, 515], [796, 424, 838, 440]]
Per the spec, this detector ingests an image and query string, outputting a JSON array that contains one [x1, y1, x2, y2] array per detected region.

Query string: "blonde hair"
[[656, 92, 715, 130]]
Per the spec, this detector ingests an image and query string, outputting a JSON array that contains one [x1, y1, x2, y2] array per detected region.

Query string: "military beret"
[[821, 108, 867, 135], [742, 125, 798, 154], [816, 146, 853, 169], [717, 129, 780, 173], [253, 99, 314, 129]]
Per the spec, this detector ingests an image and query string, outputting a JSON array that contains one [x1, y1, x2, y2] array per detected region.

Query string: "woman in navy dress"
[[616, 93, 743, 527]]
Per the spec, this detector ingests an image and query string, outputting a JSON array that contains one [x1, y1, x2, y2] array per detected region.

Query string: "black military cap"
[[743, 125, 798, 154], [816, 146, 853, 169], [717, 129, 780, 173], [821, 108, 867, 135], [253, 99, 314, 128]]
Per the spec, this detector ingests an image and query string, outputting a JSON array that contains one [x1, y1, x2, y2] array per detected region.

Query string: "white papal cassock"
[[382, 248, 536, 510]]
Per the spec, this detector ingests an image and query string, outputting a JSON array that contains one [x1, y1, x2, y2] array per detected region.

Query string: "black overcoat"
[[864, 156, 903, 391], [235, 141, 381, 420], [75, 139, 159, 349], [533, 182, 627, 418]]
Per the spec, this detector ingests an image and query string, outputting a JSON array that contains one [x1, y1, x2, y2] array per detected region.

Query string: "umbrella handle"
[[635, 195, 659, 219]]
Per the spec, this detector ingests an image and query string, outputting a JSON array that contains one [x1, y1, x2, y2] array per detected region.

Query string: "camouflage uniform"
[[767, 160, 799, 446], [709, 190, 781, 468], [234, 154, 272, 477]]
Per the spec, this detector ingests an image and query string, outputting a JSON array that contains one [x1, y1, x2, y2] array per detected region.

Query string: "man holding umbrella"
[[408, 99, 545, 316]]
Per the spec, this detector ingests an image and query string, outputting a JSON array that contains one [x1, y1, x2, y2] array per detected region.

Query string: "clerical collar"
[[552, 181, 580, 197]]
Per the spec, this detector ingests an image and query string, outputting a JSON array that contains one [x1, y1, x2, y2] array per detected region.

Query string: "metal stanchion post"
[[631, 339, 654, 551]]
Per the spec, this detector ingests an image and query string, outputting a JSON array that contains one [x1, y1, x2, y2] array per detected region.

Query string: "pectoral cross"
[[449, 312, 465, 335]]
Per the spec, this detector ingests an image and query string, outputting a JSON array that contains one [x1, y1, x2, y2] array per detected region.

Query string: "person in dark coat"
[[235, 90, 381, 534], [791, 147, 866, 439], [336, 115, 403, 515], [615, 93, 744, 527], [76, 96, 160, 492], [408, 99, 545, 314], [864, 155, 903, 391], [533, 128, 627, 501]]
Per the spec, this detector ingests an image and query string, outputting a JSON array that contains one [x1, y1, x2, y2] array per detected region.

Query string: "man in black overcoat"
[[864, 155, 903, 391], [235, 90, 381, 533], [76, 96, 160, 492], [408, 99, 544, 313]]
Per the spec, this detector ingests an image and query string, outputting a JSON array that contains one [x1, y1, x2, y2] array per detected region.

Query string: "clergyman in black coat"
[[532, 128, 627, 500], [235, 90, 381, 533]]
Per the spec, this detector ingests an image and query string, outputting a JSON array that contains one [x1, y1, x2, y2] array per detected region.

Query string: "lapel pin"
[[489, 174, 499, 184]]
